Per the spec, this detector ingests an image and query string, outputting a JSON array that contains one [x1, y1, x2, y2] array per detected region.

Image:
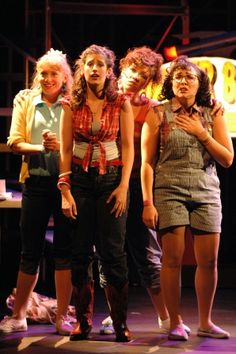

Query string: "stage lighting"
[[163, 46, 178, 61]]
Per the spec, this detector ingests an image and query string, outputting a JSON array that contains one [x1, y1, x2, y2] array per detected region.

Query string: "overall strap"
[[202, 106, 213, 136], [163, 101, 174, 123], [159, 101, 174, 154]]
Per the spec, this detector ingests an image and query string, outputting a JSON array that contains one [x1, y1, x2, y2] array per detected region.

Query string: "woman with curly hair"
[[141, 56, 233, 340], [100, 46, 190, 336], [58, 44, 134, 342]]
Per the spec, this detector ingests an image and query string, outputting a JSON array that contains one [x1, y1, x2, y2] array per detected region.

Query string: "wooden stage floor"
[[0, 286, 235, 354]]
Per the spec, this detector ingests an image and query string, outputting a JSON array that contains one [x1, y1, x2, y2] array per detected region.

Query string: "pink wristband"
[[143, 200, 153, 207], [57, 176, 71, 191]]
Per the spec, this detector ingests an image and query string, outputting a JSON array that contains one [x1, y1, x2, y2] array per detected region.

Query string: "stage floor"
[[0, 286, 235, 354]]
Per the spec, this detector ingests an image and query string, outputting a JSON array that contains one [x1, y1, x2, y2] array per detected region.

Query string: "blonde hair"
[[31, 48, 73, 95]]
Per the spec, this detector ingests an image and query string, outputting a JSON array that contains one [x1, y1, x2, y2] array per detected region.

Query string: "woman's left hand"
[[175, 112, 205, 137], [42, 131, 60, 152], [106, 185, 127, 218], [61, 188, 77, 219]]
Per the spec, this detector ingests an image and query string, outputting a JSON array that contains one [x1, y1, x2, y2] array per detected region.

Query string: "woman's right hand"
[[61, 187, 77, 219], [142, 205, 158, 229]]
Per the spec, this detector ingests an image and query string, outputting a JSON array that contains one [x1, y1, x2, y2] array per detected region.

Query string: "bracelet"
[[57, 176, 71, 191], [143, 200, 153, 207], [59, 171, 72, 178], [198, 130, 211, 146], [58, 176, 71, 183], [57, 181, 71, 191]]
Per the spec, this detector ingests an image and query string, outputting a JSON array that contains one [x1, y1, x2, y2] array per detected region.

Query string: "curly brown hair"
[[158, 55, 212, 107], [71, 44, 118, 108], [119, 46, 163, 85]]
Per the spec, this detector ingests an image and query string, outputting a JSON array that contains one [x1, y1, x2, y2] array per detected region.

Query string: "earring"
[[61, 82, 66, 94]]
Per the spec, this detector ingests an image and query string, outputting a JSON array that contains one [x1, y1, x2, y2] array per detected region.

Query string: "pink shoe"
[[168, 324, 189, 341], [56, 316, 74, 336], [197, 325, 230, 339], [158, 318, 191, 335]]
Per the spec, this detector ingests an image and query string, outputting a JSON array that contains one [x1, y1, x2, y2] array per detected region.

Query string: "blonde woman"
[[0, 49, 73, 336]]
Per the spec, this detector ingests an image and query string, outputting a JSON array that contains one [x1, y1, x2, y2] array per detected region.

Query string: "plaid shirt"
[[72, 94, 126, 174]]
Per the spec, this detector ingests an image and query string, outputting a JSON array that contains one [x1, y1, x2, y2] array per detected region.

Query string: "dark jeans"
[[20, 175, 72, 274], [125, 178, 162, 289], [71, 164, 128, 289]]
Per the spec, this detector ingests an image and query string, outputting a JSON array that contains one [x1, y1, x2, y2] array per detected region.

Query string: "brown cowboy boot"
[[70, 281, 94, 341], [104, 283, 132, 342]]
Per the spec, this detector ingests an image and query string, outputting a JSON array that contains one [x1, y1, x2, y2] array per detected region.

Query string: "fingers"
[[62, 196, 77, 220], [106, 194, 112, 204], [111, 201, 126, 218], [142, 207, 158, 229], [107, 193, 126, 218], [143, 219, 156, 229], [42, 137, 59, 151], [42, 129, 51, 138], [72, 203, 78, 219], [62, 207, 77, 220], [62, 208, 71, 218]]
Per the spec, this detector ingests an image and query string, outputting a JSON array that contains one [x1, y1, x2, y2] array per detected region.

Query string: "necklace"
[[88, 99, 104, 121]]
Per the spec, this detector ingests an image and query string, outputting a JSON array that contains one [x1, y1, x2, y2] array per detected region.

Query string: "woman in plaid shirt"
[[58, 44, 134, 342]]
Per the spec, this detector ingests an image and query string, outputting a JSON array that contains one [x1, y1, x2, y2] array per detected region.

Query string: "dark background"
[[1, 1, 236, 69], [0, 1, 236, 292]]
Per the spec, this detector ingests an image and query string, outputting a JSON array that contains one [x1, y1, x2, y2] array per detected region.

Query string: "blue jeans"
[[125, 178, 162, 289], [71, 164, 128, 288], [20, 175, 72, 274]]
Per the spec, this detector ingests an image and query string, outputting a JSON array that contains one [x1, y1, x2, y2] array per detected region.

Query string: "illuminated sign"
[[191, 57, 236, 136]]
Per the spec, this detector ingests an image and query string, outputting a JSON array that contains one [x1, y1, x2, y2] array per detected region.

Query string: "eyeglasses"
[[172, 74, 198, 83]]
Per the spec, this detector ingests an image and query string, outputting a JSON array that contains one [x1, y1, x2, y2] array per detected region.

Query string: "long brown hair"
[[71, 44, 118, 108]]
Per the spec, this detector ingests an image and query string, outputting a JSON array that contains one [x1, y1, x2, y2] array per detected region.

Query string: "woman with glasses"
[[141, 56, 233, 340]]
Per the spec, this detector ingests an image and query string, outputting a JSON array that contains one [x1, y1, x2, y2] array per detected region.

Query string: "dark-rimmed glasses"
[[172, 74, 198, 84]]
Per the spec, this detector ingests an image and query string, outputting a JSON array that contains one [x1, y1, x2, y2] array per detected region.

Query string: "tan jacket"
[[7, 89, 41, 183]]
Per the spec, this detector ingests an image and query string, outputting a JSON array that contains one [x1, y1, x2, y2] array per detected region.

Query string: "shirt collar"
[[33, 93, 63, 107], [171, 97, 201, 115]]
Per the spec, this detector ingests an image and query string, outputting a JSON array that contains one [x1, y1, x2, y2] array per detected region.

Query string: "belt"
[[72, 156, 123, 168]]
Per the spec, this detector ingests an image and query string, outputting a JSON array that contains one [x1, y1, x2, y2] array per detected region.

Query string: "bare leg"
[[160, 226, 186, 330], [194, 233, 219, 329], [147, 287, 169, 321], [55, 269, 72, 320], [12, 271, 38, 319]]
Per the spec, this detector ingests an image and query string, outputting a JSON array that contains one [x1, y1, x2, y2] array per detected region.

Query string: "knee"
[[198, 256, 217, 269], [162, 255, 182, 268], [140, 265, 161, 288], [19, 256, 40, 274], [54, 257, 71, 270]]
